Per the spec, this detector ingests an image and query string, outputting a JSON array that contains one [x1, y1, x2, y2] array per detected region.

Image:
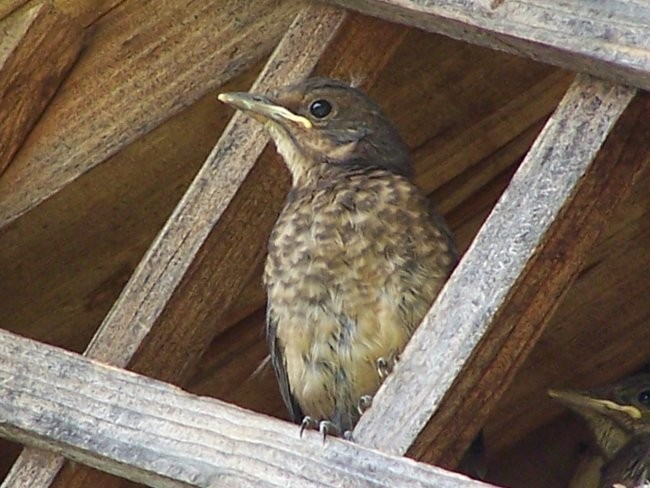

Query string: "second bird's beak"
[[549, 389, 642, 420], [218, 92, 312, 129]]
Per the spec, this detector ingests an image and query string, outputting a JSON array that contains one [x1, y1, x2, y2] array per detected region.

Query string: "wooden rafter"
[[0, 0, 302, 228], [0, 0, 648, 486], [2, 4, 348, 488], [325, 0, 650, 91], [0, 328, 497, 488], [0, 3, 83, 175], [354, 77, 648, 467]]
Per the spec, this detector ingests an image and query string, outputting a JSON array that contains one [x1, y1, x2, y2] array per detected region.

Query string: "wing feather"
[[266, 303, 303, 423]]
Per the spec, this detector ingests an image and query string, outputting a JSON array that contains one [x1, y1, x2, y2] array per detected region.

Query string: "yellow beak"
[[218, 92, 312, 129], [548, 389, 642, 420]]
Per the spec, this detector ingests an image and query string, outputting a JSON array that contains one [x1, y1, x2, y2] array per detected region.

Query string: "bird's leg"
[[357, 395, 373, 415], [299, 416, 318, 437]]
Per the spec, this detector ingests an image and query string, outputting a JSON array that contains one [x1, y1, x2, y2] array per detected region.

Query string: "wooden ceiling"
[[0, 0, 648, 487]]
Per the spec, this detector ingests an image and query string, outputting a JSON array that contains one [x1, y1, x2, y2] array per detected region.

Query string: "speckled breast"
[[264, 167, 456, 430]]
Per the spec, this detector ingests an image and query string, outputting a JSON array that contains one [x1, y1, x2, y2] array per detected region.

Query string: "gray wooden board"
[[2, 4, 348, 488], [326, 0, 650, 91], [353, 74, 639, 462], [0, 328, 498, 488]]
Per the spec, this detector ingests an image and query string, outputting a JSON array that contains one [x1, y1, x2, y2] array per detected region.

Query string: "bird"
[[549, 373, 650, 487], [600, 433, 650, 488], [219, 78, 457, 439]]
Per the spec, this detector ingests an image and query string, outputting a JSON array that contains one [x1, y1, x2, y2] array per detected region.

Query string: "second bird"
[[219, 78, 457, 438]]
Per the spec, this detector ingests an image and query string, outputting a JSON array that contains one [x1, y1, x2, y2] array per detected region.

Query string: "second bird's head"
[[218, 77, 412, 184]]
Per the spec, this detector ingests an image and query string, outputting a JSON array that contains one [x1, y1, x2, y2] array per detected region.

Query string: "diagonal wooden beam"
[[0, 6, 407, 488], [0, 0, 302, 229], [325, 0, 650, 91], [44, 11, 408, 488], [0, 3, 83, 175], [0, 329, 498, 488], [1, 5, 348, 487], [353, 76, 648, 467]]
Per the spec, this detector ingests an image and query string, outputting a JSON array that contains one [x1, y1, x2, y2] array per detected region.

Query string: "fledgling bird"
[[219, 78, 457, 438], [600, 433, 650, 488], [549, 374, 650, 487]]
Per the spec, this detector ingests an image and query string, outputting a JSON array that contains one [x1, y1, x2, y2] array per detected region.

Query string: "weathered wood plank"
[[2, 0, 126, 27], [353, 76, 647, 467], [52, 0, 126, 27], [0, 329, 497, 488], [0, 0, 301, 228], [3, 4, 349, 488], [325, 0, 650, 91], [0, 3, 83, 175], [0, 0, 28, 21], [485, 164, 650, 458]]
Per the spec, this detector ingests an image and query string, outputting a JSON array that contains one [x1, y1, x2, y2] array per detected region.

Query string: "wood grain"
[[0, 65, 261, 356], [353, 76, 645, 467], [0, 3, 83, 175], [0, 329, 498, 488], [0, 0, 301, 228], [326, 0, 650, 91], [484, 168, 650, 456], [0, 0, 29, 21], [0, 0, 124, 26], [3, 4, 348, 488]]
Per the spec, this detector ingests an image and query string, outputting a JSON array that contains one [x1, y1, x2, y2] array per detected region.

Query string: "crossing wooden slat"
[[0, 328, 497, 488], [353, 76, 647, 468], [2, 4, 348, 487], [0, 0, 302, 228], [326, 0, 650, 91]]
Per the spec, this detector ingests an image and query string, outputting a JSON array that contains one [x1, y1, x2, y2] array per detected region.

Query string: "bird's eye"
[[309, 99, 332, 118], [638, 389, 650, 406]]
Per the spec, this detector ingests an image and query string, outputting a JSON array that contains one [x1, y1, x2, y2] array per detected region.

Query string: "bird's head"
[[549, 374, 650, 457], [218, 77, 412, 185]]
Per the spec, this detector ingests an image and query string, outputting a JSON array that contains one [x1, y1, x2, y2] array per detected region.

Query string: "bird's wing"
[[266, 303, 303, 423]]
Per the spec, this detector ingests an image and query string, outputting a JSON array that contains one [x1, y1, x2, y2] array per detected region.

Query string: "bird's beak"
[[548, 389, 642, 420], [218, 92, 312, 129]]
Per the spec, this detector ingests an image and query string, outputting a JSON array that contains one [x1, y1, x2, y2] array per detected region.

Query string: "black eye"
[[309, 99, 332, 118], [638, 389, 650, 406]]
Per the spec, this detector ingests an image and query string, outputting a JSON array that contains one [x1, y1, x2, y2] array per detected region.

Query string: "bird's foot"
[[357, 395, 373, 415], [376, 355, 398, 379], [299, 417, 341, 443]]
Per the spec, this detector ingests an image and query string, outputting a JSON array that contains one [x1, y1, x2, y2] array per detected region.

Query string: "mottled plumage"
[[219, 78, 457, 436]]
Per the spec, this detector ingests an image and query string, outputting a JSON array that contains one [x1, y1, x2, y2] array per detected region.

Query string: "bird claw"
[[318, 420, 340, 442], [299, 416, 317, 438], [300, 417, 341, 442], [376, 355, 397, 379], [357, 395, 373, 415]]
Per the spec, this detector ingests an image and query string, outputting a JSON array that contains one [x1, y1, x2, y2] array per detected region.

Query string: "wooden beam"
[[0, 0, 302, 228], [1, 0, 125, 27], [325, 0, 650, 92], [0, 329, 497, 488], [353, 76, 647, 467], [486, 167, 650, 454], [0, 3, 83, 175], [2, 4, 349, 488], [0, 0, 28, 21]]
